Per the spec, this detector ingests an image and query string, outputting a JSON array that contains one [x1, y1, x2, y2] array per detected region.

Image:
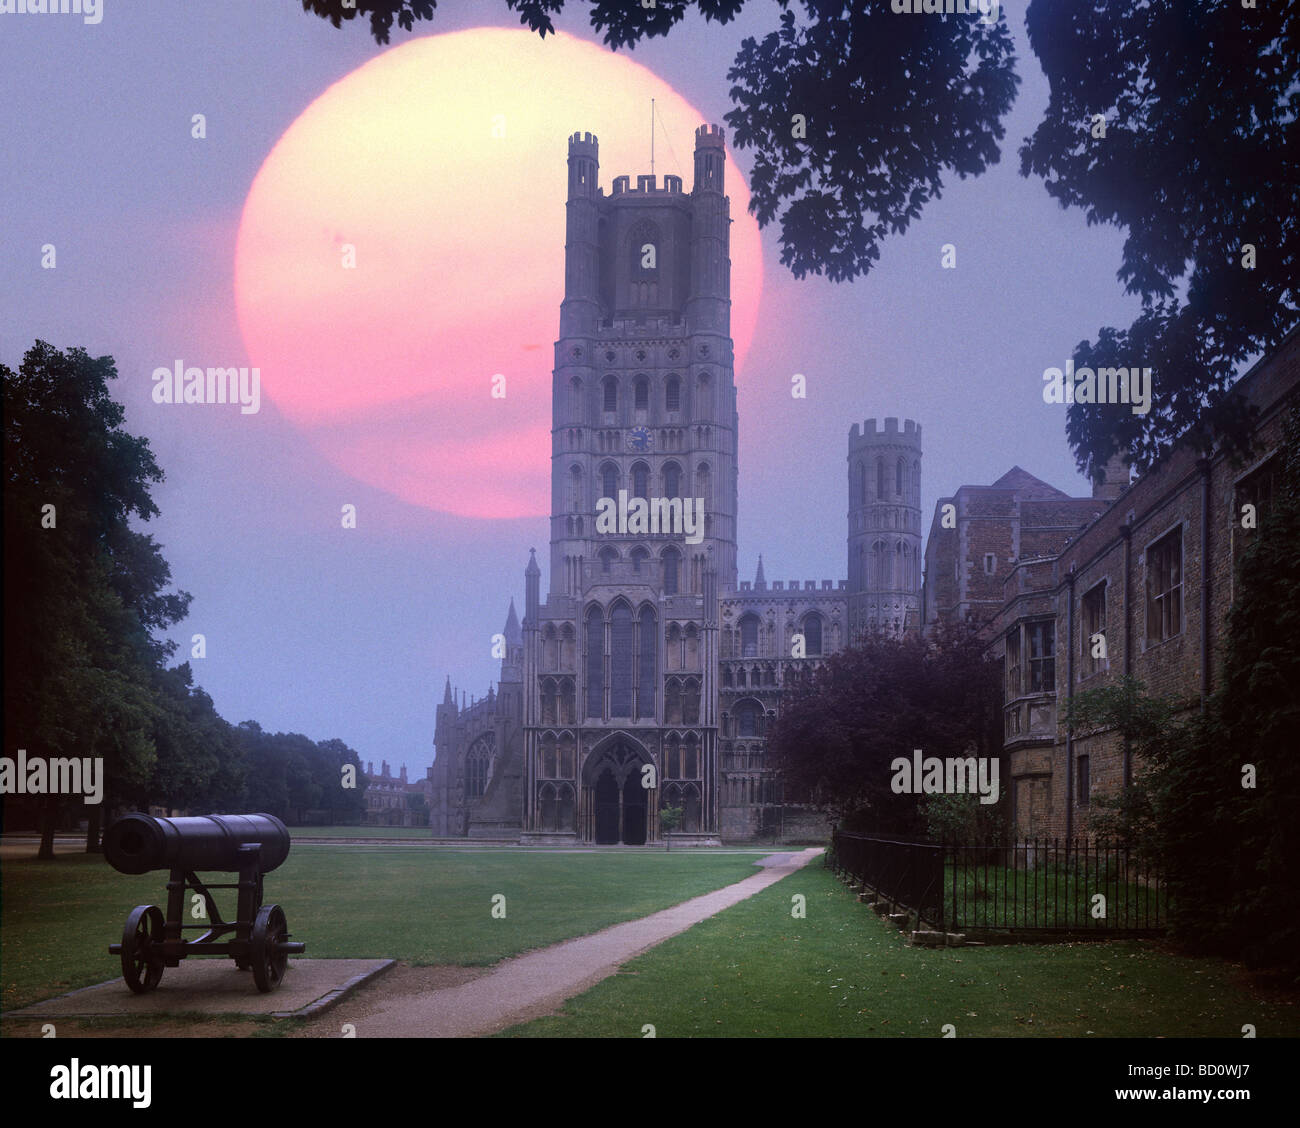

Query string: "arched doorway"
[[582, 735, 652, 845]]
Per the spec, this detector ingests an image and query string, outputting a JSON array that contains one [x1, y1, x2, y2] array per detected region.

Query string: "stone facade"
[[429, 124, 923, 844]]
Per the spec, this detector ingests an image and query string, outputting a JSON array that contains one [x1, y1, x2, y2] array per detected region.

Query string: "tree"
[[1021, 0, 1299, 482], [300, 0, 1296, 476], [659, 804, 683, 851], [3, 342, 191, 856], [767, 622, 1002, 835]]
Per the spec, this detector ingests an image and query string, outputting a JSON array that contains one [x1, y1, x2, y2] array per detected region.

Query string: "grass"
[[287, 825, 435, 838], [496, 863, 1299, 1038], [942, 861, 1166, 932], [1, 846, 762, 1012]]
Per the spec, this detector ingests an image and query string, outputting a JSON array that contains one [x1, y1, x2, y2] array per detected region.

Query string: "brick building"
[[929, 328, 1299, 838]]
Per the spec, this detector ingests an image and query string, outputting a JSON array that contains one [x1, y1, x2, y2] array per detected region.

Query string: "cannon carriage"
[[104, 812, 305, 994]]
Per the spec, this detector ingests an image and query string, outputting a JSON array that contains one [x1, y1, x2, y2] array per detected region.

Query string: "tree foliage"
[[1021, 0, 1299, 481], [767, 622, 1002, 835], [3, 342, 371, 848]]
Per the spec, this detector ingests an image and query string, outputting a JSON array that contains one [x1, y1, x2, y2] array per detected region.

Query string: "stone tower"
[[517, 124, 737, 845], [549, 126, 738, 597], [847, 417, 923, 639]]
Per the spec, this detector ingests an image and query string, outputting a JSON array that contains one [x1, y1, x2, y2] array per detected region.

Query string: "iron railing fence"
[[828, 830, 1167, 937]]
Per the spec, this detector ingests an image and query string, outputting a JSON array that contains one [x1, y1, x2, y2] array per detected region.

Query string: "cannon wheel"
[[250, 904, 289, 993], [121, 905, 165, 994]]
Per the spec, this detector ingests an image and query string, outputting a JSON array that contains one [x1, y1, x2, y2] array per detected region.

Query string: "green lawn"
[[497, 863, 1298, 1038], [1, 847, 762, 1012], [287, 825, 434, 838]]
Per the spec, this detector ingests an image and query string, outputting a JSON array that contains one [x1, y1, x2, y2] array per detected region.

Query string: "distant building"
[[363, 760, 431, 827]]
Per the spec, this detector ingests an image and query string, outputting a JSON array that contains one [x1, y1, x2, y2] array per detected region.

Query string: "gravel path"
[[341, 847, 823, 1038]]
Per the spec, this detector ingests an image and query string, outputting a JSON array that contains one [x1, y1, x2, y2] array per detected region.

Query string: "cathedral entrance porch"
[[582, 735, 653, 846]]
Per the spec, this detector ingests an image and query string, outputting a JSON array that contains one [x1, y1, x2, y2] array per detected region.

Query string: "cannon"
[[104, 813, 305, 994]]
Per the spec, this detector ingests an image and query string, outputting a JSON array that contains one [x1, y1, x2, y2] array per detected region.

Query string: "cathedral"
[[428, 124, 922, 844]]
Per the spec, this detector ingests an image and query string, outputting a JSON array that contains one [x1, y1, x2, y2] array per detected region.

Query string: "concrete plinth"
[[3, 959, 394, 1021]]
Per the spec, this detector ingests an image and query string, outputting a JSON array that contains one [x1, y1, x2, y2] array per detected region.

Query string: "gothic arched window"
[[859, 461, 867, 505], [695, 462, 711, 507], [663, 462, 681, 499], [638, 605, 657, 718], [662, 546, 681, 595], [467, 741, 491, 798], [695, 371, 711, 416], [803, 613, 823, 656], [585, 606, 604, 718], [897, 457, 905, 496], [736, 701, 760, 738], [599, 546, 617, 573], [631, 545, 649, 574], [740, 613, 760, 658], [603, 376, 618, 414], [877, 457, 886, 500], [635, 377, 648, 411], [610, 602, 634, 717], [601, 463, 617, 502], [666, 375, 681, 413], [632, 462, 648, 499]]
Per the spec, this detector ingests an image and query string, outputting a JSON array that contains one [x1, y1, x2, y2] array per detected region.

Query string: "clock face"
[[628, 426, 652, 452]]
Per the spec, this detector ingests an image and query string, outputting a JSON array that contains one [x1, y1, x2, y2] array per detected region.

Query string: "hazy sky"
[[1, 1, 1144, 779]]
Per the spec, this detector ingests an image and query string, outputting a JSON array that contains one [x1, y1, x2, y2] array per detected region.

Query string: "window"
[[638, 606, 656, 718], [983, 553, 996, 576], [1233, 456, 1278, 566], [631, 546, 649, 574], [569, 465, 583, 513], [736, 701, 760, 738], [1082, 582, 1106, 675], [666, 375, 680, 412], [802, 613, 823, 656], [1003, 626, 1024, 696], [1146, 528, 1182, 644], [683, 739, 699, 779], [632, 463, 648, 499], [876, 457, 886, 499], [1076, 755, 1090, 807], [601, 463, 617, 502], [599, 546, 617, 573], [634, 378, 648, 411], [662, 547, 680, 594], [682, 678, 700, 724], [467, 744, 490, 798], [603, 377, 617, 414], [585, 606, 604, 718], [740, 614, 759, 658], [896, 457, 905, 496], [859, 462, 867, 505], [610, 603, 634, 716], [1027, 620, 1055, 692], [663, 462, 681, 499]]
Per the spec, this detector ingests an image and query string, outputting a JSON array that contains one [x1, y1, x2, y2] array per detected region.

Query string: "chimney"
[[1092, 452, 1130, 501]]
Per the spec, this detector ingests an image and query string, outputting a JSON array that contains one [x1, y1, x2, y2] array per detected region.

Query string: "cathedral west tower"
[[519, 125, 739, 845]]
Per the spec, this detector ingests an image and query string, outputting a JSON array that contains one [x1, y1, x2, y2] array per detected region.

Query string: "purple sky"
[[1, 1, 1144, 779]]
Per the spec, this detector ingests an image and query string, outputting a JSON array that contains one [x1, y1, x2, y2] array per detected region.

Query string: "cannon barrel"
[[104, 813, 292, 875]]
